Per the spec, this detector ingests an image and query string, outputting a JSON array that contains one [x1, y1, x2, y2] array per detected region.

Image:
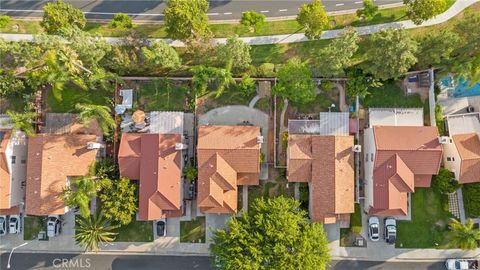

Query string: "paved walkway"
[[0, 0, 478, 46], [448, 191, 461, 219], [456, 188, 467, 224]]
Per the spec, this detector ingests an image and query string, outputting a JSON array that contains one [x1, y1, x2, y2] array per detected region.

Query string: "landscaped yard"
[[340, 203, 363, 247], [23, 216, 46, 240], [396, 188, 453, 248], [115, 220, 154, 242], [362, 81, 423, 109], [180, 217, 206, 243], [462, 183, 480, 218], [135, 79, 190, 112], [47, 87, 113, 113]]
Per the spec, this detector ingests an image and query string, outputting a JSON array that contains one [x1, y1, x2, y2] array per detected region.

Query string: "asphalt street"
[[0, 252, 447, 270], [0, 0, 403, 20]]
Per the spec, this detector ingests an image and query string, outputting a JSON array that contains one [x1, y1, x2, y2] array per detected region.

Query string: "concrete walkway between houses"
[[1, 0, 478, 46], [249, 95, 261, 108]]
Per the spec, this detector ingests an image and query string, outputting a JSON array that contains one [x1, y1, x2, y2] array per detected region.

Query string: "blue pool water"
[[441, 76, 480, 98]]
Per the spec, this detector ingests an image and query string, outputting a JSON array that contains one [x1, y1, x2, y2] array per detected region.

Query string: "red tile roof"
[[452, 133, 480, 184], [0, 131, 11, 210], [118, 133, 182, 220]]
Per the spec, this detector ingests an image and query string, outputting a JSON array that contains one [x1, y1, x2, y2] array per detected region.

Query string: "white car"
[[47, 215, 61, 237], [0, 215, 7, 236], [368, 216, 380, 241], [9, 215, 20, 234]]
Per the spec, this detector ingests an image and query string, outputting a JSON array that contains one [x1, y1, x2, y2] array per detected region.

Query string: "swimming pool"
[[441, 76, 480, 98]]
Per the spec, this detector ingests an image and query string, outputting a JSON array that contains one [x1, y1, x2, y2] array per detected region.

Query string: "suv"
[[9, 215, 20, 234], [156, 219, 166, 237], [368, 216, 380, 241], [0, 215, 7, 236], [47, 215, 61, 237], [384, 217, 397, 244]]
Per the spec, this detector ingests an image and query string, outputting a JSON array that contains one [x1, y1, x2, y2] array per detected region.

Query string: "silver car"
[[0, 215, 7, 236], [368, 216, 380, 241], [9, 215, 20, 234]]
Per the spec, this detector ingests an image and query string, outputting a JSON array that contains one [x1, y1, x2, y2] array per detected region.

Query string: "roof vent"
[[87, 142, 104, 150], [352, 145, 362, 153], [175, 143, 188, 150], [257, 136, 264, 144], [438, 136, 450, 144]]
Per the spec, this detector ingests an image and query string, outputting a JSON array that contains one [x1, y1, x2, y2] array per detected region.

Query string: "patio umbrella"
[[132, 110, 145, 124]]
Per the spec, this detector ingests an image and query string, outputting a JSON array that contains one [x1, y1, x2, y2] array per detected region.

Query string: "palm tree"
[[75, 103, 116, 136], [75, 210, 118, 252], [5, 110, 36, 137], [63, 176, 100, 218], [448, 218, 480, 250]]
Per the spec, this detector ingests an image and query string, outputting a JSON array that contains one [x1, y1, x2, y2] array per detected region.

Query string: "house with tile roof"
[[197, 125, 262, 214], [118, 111, 187, 220], [443, 112, 480, 184], [363, 110, 443, 216], [286, 112, 355, 224], [25, 114, 102, 216], [0, 116, 27, 216]]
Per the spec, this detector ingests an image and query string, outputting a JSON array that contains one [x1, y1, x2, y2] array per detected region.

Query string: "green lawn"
[[115, 220, 154, 242], [396, 188, 453, 248], [362, 81, 423, 108], [136, 80, 189, 111], [24, 216, 46, 240], [463, 183, 480, 218], [180, 217, 206, 243], [47, 87, 112, 113]]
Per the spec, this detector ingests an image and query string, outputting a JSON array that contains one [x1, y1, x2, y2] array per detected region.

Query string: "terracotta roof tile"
[[0, 131, 11, 210], [452, 133, 480, 183]]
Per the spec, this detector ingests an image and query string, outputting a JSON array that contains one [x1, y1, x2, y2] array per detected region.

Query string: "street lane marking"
[[335, 3, 345, 6], [354, 1, 363, 3], [260, 10, 270, 13], [279, 9, 288, 12], [223, 12, 232, 15], [206, 13, 219, 16]]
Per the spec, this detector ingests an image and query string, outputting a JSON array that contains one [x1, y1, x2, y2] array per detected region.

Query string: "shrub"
[[256, 63, 276, 77], [432, 168, 460, 194], [321, 80, 334, 91], [0, 15, 10, 28], [463, 183, 480, 217], [110, 13, 133, 29], [282, 131, 288, 149], [238, 74, 256, 97], [435, 104, 446, 135], [240, 11, 266, 33]]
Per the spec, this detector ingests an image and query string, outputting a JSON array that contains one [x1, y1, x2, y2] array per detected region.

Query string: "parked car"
[[384, 217, 397, 244], [156, 219, 166, 237], [368, 216, 380, 241], [47, 215, 61, 237], [8, 215, 20, 234], [445, 259, 479, 270], [0, 215, 7, 236]]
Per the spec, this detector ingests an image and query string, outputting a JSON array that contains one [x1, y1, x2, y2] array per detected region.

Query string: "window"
[[452, 157, 455, 161], [21, 157, 26, 164], [365, 153, 368, 162], [11, 156, 16, 164], [370, 153, 374, 162], [447, 157, 452, 161]]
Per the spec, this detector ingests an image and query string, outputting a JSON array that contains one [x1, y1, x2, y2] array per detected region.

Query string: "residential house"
[[364, 108, 443, 216], [287, 112, 355, 224], [442, 112, 480, 183], [118, 111, 186, 220], [197, 125, 261, 214]]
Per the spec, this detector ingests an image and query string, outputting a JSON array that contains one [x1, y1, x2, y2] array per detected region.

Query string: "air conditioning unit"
[[175, 143, 188, 150], [257, 136, 264, 144], [438, 136, 450, 144], [352, 145, 362, 153], [86, 142, 104, 150]]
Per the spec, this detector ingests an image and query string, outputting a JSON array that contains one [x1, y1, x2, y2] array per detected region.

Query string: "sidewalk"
[[0, 0, 478, 46]]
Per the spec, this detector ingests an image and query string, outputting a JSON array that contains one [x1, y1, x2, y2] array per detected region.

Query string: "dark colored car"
[[156, 219, 166, 237]]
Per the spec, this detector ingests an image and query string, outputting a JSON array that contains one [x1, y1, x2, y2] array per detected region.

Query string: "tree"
[[448, 218, 480, 250], [273, 58, 316, 104], [191, 63, 235, 97], [463, 183, 480, 217], [41, 0, 86, 36], [416, 29, 460, 68], [91, 158, 119, 180], [404, 0, 447, 25], [431, 168, 460, 194], [362, 28, 418, 80], [0, 15, 10, 29], [184, 165, 197, 183], [75, 211, 118, 252], [110, 13, 133, 29], [164, 0, 210, 40], [98, 177, 137, 225], [63, 176, 104, 218], [345, 69, 381, 99], [297, 0, 329, 39], [0, 73, 26, 98], [75, 103, 116, 136], [141, 40, 181, 70], [240, 11, 266, 33], [216, 36, 252, 71], [211, 197, 331, 270], [313, 29, 359, 76], [238, 74, 256, 97], [356, 0, 379, 20], [5, 110, 36, 136]]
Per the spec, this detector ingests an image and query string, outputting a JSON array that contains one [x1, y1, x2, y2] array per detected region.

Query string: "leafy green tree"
[[297, 0, 329, 39], [273, 58, 316, 104], [217, 36, 252, 71], [450, 14, 480, 83], [431, 168, 460, 194], [164, 0, 210, 40], [75, 103, 116, 136], [184, 165, 197, 183], [463, 183, 480, 216], [63, 176, 104, 218], [75, 211, 118, 252], [0, 73, 25, 98], [5, 110, 36, 136], [141, 40, 181, 70], [404, 0, 447, 25], [313, 29, 359, 76], [416, 29, 460, 68], [238, 74, 256, 97], [345, 69, 381, 99], [110, 13, 133, 29], [99, 177, 137, 225], [41, 0, 86, 36], [362, 28, 418, 80], [191, 62, 235, 97], [356, 0, 379, 20], [240, 11, 266, 33], [448, 218, 480, 250], [0, 15, 10, 28], [91, 158, 119, 180], [211, 197, 331, 270]]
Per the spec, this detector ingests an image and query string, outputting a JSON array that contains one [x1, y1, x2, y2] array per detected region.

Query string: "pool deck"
[[438, 88, 480, 116]]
